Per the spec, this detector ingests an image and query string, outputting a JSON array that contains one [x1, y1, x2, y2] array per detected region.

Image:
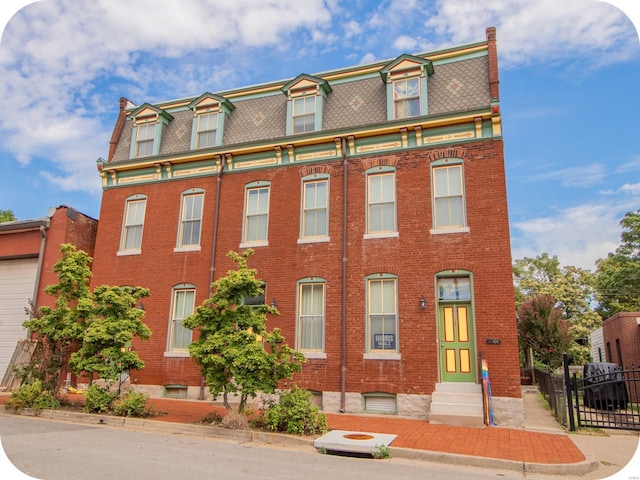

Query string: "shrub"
[[221, 411, 249, 430], [5, 380, 60, 414], [266, 386, 327, 435], [200, 411, 223, 424], [84, 385, 118, 413], [112, 391, 154, 417]]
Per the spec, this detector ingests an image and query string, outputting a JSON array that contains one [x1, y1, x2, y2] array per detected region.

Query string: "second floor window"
[[367, 172, 396, 235], [120, 197, 146, 253], [178, 192, 204, 248], [302, 179, 328, 239], [243, 185, 270, 244], [433, 164, 466, 229]]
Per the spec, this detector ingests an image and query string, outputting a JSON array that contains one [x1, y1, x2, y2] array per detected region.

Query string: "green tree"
[[23, 244, 94, 394], [517, 294, 571, 370], [22, 244, 151, 395], [184, 250, 305, 413], [69, 285, 151, 386], [513, 254, 600, 365], [595, 210, 640, 318], [0, 209, 16, 222]]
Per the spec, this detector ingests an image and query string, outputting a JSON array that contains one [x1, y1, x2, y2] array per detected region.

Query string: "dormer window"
[[128, 104, 174, 159], [282, 74, 331, 136], [188, 93, 234, 150], [393, 77, 420, 119], [380, 54, 434, 121], [293, 96, 316, 134]]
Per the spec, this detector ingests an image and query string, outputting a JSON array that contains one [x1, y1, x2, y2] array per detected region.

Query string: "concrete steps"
[[429, 382, 485, 427]]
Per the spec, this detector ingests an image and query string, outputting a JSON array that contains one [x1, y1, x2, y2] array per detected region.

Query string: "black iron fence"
[[531, 366, 569, 428], [567, 358, 640, 432]]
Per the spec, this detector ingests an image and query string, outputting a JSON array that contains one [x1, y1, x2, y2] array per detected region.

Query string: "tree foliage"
[[517, 295, 571, 370], [0, 209, 16, 222], [184, 250, 305, 413], [513, 253, 600, 365], [22, 244, 151, 394], [595, 210, 640, 319]]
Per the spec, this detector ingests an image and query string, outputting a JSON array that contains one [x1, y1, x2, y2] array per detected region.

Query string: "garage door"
[[0, 258, 38, 381]]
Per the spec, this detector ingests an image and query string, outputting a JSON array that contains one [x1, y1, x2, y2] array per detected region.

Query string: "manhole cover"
[[342, 433, 375, 440]]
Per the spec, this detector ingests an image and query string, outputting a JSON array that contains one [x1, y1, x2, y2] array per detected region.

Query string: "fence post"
[[563, 353, 576, 432]]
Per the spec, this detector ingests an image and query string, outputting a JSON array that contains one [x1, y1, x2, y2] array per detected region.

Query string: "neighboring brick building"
[[602, 312, 640, 369], [91, 27, 522, 426], [0, 206, 98, 386]]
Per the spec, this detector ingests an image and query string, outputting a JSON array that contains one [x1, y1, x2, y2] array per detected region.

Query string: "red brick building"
[[0, 206, 98, 387], [91, 27, 522, 426], [602, 312, 640, 370]]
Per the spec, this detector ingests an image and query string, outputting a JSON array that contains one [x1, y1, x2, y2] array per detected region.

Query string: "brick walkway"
[[1, 393, 585, 465]]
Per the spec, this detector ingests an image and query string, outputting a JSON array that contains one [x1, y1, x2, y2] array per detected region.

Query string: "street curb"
[[1, 408, 599, 475]]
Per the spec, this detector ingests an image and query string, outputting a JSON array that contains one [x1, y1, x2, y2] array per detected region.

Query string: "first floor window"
[[169, 288, 195, 351], [243, 184, 270, 244], [120, 196, 147, 252], [433, 164, 466, 228], [298, 281, 325, 352], [367, 277, 398, 353], [178, 192, 204, 247]]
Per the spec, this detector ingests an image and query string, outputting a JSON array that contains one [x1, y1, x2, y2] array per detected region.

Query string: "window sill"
[[164, 351, 190, 358], [430, 226, 470, 235], [173, 246, 201, 253], [302, 352, 327, 360], [363, 232, 399, 240], [240, 241, 269, 249], [363, 353, 401, 360], [297, 237, 330, 245], [117, 249, 141, 256]]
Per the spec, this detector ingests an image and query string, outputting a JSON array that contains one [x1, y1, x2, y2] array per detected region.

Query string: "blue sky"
[[0, 0, 639, 272]]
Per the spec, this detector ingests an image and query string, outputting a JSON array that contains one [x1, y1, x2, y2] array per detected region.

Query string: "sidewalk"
[[2, 387, 638, 476]]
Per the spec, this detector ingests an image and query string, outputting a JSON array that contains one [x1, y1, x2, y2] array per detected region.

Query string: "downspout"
[[28, 225, 48, 335], [200, 154, 227, 400], [340, 137, 348, 412]]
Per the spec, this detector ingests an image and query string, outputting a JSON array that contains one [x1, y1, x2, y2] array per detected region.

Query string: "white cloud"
[[511, 203, 628, 270], [528, 164, 607, 187]]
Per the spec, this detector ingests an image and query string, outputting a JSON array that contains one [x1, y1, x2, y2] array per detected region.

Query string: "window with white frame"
[[242, 183, 270, 245], [293, 96, 316, 134], [177, 191, 204, 249], [168, 287, 195, 352], [432, 164, 466, 229], [301, 178, 328, 239], [367, 170, 396, 235], [196, 112, 218, 149], [393, 77, 420, 119], [297, 280, 325, 353], [119, 196, 147, 253], [135, 123, 156, 157], [367, 276, 398, 354]]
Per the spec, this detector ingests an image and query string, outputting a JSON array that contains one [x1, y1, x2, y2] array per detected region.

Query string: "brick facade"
[[602, 312, 640, 369], [90, 27, 522, 423]]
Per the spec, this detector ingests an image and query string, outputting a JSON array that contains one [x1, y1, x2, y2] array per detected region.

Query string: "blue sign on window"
[[373, 333, 395, 350]]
